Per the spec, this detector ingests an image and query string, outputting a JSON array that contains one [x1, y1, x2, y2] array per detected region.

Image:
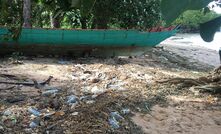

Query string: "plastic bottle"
[[28, 107, 41, 117]]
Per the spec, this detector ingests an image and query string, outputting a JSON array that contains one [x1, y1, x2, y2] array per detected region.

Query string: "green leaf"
[[80, 0, 96, 16], [71, 0, 80, 7], [71, 0, 96, 16], [200, 16, 221, 42], [161, 0, 212, 24]]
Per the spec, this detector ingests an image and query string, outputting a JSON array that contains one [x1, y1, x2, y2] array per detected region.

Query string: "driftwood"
[[0, 86, 16, 90], [157, 77, 221, 94], [157, 78, 205, 86], [194, 85, 221, 94], [0, 76, 53, 88], [0, 74, 26, 81]]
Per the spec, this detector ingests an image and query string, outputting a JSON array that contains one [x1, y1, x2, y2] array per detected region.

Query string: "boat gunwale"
[[0, 27, 178, 33]]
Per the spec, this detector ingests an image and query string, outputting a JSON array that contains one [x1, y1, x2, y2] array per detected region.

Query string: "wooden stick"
[[0, 76, 53, 87], [0, 86, 15, 90], [157, 78, 204, 86]]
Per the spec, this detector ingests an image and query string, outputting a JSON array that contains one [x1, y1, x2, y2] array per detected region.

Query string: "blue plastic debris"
[[109, 111, 124, 129], [108, 118, 120, 129], [110, 112, 124, 120], [28, 107, 41, 117], [67, 95, 78, 105], [29, 121, 38, 128]]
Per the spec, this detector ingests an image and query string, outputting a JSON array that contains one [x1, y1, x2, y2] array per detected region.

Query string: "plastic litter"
[[71, 112, 79, 116], [91, 86, 105, 94], [58, 60, 70, 65], [11, 117, 17, 124], [28, 107, 41, 117], [29, 118, 41, 128], [108, 111, 124, 129], [43, 112, 55, 120], [108, 118, 120, 129], [3, 110, 12, 116], [121, 108, 130, 115], [67, 95, 78, 105], [29, 121, 38, 128], [110, 112, 124, 120], [42, 89, 59, 96], [86, 100, 95, 104]]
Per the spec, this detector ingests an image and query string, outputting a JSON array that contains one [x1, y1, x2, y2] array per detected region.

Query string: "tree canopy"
[[0, 0, 161, 29], [161, 0, 221, 42], [0, 0, 220, 42]]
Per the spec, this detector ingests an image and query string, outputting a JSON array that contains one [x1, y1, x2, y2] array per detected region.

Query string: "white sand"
[[160, 33, 221, 67]]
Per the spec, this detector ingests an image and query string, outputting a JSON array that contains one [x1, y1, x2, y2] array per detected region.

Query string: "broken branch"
[[0, 76, 53, 87], [157, 78, 204, 86]]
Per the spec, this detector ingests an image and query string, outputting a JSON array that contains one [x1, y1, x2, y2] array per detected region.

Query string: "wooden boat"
[[0, 27, 177, 57]]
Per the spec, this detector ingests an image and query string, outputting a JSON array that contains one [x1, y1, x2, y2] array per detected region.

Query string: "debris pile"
[[158, 66, 221, 95], [0, 49, 220, 133], [0, 74, 144, 133]]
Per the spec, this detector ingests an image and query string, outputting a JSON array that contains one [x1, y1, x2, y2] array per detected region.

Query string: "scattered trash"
[[86, 100, 95, 104], [29, 118, 41, 128], [11, 117, 17, 125], [43, 112, 55, 120], [108, 111, 124, 129], [70, 103, 78, 109], [58, 60, 70, 65], [28, 107, 41, 117], [106, 81, 126, 91], [91, 94, 98, 99], [42, 89, 59, 96], [1, 51, 219, 133], [67, 95, 78, 105], [121, 108, 130, 115], [79, 96, 89, 101], [108, 118, 120, 129], [3, 110, 12, 116], [12, 60, 24, 65], [91, 86, 104, 94], [71, 112, 79, 116], [110, 112, 124, 120], [29, 121, 38, 128]]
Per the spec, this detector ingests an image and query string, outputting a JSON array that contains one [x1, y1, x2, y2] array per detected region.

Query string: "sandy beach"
[[160, 33, 221, 67]]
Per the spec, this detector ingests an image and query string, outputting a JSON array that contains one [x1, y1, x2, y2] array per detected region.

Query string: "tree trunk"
[[91, 17, 108, 29], [23, 0, 32, 28], [96, 18, 108, 29], [91, 18, 96, 29], [80, 17, 87, 29]]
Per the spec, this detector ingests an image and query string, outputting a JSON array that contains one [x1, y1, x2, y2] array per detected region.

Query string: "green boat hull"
[[0, 28, 177, 57]]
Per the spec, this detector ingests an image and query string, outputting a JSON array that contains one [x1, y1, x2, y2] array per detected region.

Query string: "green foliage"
[[113, 0, 161, 29], [161, 0, 212, 24], [173, 10, 220, 29], [61, 10, 82, 28], [0, 0, 23, 27], [92, 0, 161, 29], [160, 0, 221, 42]]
